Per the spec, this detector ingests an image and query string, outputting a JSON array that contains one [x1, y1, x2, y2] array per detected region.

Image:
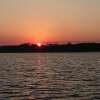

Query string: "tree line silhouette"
[[0, 42, 100, 52]]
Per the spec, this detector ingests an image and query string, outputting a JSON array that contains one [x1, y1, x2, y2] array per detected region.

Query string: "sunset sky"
[[0, 0, 100, 45]]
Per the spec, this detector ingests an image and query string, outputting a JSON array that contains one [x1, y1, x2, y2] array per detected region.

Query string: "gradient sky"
[[0, 0, 100, 45]]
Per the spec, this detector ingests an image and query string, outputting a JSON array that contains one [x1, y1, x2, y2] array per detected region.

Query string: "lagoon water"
[[0, 53, 100, 100]]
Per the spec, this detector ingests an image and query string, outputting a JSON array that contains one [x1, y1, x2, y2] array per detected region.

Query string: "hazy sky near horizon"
[[0, 0, 100, 44]]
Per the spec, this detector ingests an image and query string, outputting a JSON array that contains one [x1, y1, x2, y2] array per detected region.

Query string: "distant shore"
[[0, 43, 100, 53]]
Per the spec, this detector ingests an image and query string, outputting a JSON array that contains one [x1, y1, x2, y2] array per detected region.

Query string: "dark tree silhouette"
[[0, 43, 100, 52]]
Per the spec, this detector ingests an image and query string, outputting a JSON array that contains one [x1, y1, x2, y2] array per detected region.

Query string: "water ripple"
[[0, 53, 100, 100]]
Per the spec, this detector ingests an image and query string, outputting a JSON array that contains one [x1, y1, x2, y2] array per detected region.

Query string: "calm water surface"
[[0, 53, 100, 100]]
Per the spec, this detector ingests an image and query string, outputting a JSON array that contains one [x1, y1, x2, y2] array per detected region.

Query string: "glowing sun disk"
[[37, 43, 42, 47]]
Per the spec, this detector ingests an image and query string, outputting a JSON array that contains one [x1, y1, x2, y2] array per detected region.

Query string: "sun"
[[36, 43, 42, 47]]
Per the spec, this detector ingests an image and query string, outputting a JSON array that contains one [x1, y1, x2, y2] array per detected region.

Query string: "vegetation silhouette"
[[0, 42, 100, 52]]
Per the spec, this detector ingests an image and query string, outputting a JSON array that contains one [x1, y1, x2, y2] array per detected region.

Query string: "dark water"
[[0, 53, 100, 100]]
